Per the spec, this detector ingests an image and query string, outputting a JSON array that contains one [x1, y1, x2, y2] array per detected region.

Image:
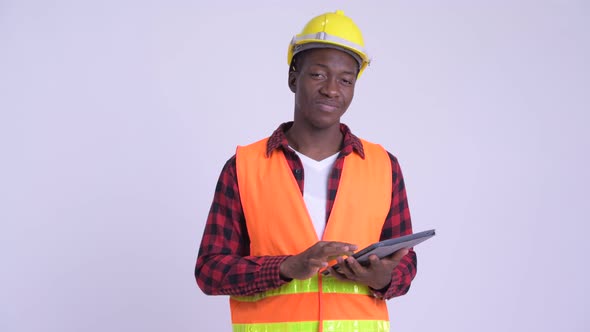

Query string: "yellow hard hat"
[[288, 10, 370, 77]]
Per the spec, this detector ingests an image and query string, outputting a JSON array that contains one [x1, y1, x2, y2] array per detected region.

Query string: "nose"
[[319, 77, 339, 98]]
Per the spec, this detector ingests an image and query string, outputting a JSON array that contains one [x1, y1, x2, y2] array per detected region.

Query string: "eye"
[[341, 78, 355, 86], [310, 72, 326, 79]]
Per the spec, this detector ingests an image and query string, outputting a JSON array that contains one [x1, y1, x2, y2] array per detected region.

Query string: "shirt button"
[[294, 169, 301, 174]]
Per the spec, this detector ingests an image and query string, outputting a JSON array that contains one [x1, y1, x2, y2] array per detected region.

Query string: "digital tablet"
[[322, 229, 435, 275]]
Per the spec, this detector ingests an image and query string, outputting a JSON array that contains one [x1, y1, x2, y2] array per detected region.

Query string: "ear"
[[288, 71, 298, 93]]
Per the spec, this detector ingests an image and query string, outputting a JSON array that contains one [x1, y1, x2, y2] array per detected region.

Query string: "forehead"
[[298, 48, 358, 72]]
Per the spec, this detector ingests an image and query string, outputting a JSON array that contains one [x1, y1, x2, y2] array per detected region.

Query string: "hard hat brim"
[[292, 42, 364, 70]]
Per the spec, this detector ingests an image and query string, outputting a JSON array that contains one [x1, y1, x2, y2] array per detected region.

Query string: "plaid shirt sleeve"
[[194, 156, 291, 296], [370, 152, 418, 300]]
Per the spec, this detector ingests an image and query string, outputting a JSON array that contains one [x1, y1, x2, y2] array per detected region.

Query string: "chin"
[[310, 119, 341, 130]]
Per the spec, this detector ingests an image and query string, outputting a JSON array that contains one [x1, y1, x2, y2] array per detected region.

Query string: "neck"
[[286, 123, 343, 161]]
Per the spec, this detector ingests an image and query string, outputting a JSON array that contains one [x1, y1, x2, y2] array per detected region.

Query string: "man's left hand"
[[326, 248, 409, 290]]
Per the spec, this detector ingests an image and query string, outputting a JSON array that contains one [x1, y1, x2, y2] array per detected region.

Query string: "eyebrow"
[[309, 63, 357, 76]]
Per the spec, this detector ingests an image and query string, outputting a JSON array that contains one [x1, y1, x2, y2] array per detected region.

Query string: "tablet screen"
[[353, 229, 435, 264]]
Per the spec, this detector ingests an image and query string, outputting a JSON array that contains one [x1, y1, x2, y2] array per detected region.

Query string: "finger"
[[332, 256, 351, 274], [337, 258, 360, 280], [319, 242, 358, 254], [321, 241, 358, 250], [316, 244, 357, 259], [368, 254, 381, 267], [388, 248, 409, 264], [345, 256, 367, 275], [392, 248, 409, 260], [308, 258, 328, 269], [368, 254, 396, 273], [325, 258, 344, 276], [330, 256, 345, 273], [327, 267, 350, 281], [326, 254, 348, 261]]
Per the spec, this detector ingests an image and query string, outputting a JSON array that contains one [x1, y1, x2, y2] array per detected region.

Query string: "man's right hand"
[[279, 241, 358, 280]]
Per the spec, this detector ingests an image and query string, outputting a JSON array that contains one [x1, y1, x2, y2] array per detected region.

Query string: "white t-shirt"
[[291, 147, 339, 238]]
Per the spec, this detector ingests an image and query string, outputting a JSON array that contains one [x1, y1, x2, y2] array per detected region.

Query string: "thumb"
[[393, 248, 409, 261]]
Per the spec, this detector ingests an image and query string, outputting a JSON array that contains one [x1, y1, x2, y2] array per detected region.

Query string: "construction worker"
[[195, 10, 417, 332]]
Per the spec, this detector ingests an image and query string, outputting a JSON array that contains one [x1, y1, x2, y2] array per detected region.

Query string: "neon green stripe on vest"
[[321, 275, 372, 295], [231, 275, 371, 302], [233, 319, 390, 332]]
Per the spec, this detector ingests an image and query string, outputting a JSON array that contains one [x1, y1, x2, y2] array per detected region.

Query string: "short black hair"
[[289, 50, 307, 74]]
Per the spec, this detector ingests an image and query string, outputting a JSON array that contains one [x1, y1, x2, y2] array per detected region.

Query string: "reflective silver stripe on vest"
[[233, 319, 390, 332], [231, 275, 371, 302]]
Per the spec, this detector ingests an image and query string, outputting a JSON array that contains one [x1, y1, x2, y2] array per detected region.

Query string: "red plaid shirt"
[[195, 122, 417, 300]]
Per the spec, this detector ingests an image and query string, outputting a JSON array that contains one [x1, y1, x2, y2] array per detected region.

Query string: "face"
[[289, 48, 358, 130]]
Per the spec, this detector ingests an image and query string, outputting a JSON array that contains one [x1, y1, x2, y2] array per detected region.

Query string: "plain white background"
[[1, 1, 589, 331]]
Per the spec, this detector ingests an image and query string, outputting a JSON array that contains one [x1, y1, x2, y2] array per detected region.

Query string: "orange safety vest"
[[232, 137, 392, 332]]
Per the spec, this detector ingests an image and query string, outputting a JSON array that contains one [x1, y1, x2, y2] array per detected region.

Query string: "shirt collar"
[[266, 122, 365, 159]]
